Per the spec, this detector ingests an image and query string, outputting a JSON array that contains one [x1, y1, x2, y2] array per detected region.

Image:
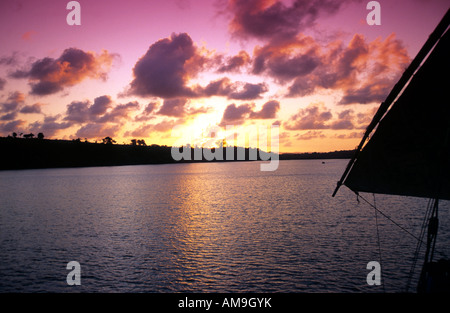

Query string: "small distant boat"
[[333, 8, 450, 293]]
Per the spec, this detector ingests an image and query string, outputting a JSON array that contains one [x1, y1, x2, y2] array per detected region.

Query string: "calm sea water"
[[0, 159, 449, 293]]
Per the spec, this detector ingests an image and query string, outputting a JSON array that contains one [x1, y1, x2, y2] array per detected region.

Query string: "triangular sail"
[[333, 9, 450, 200]]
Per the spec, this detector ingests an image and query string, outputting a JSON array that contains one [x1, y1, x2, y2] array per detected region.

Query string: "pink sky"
[[0, 0, 448, 152]]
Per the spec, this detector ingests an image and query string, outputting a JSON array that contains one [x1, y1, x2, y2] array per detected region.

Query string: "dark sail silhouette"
[[333, 8, 450, 200], [333, 8, 450, 292]]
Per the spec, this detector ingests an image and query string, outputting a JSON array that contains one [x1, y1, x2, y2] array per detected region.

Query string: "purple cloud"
[[225, 0, 353, 40], [249, 100, 280, 119], [284, 103, 333, 130], [135, 101, 159, 121], [217, 50, 251, 73], [202, 77, 268, 100], [19, 103, 43, 114], [10, 48, 117, 95], [128, 33, 203, 99], [0, 91, 25, 113], [0, 119, 27, 134], [219, 100, 280, 126], [29, 115, 72, 137]]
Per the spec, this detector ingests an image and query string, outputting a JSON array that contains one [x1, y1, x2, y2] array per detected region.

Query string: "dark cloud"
[[157, 98, 189, 117], [266, 53, 320, 81], [284, 103, 332, 130], [338, 85, 391, 105], [252, 38, 321, 83], [128, 33, 203, 99], [19, 103, 43, 114], [202, 77, 234, 97], [248, 34, 326, 98], [10, 48, 117, 95], [64, 100, 91, 123], [219, 100, 279, 126], [89, 95, 113, 115], [135, 101, 159, 121], [142, 101, 158, 115], [201, 77, 268, 100], [29, 115, 72, 137], [156, 98, 211, 118], [228, 82, 268, 100], [127, 33, 268, 101], [286, 78, 316, 97], [249, 31, 409, 105], [64, 96, 136, 124], [0, 92, 42, 122], [285, 34, 370, 97], [335, 34, 368, 81], [96, 101, 140, 124], [0, 91, 25, 113], [0, 78, 6, 90], [217, 50, 251, 73], [250, 34, 334, 96], [219, 103, 254, 126], [29, 81, 63, 95], [0, 119, 27, 134], [1, 112, 17, 121], [329, 119, 354, 130], [336, 34, 409, 104], [29, 96, 141, 139], [356, 107, 377, 127], [249, 100, 280, 119], [225, 0, 354, 40], [329, 109, 355, 130], [0, 52, 20, 67], [45, 92, 208, 139], [284, 104, 375, 132]]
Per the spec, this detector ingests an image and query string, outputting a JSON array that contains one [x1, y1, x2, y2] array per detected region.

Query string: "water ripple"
[[1, 160, 449, 292]]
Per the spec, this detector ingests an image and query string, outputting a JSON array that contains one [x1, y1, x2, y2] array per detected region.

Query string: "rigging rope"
[[405, 198, 433, 292], [357, 193, 423, 243], [372, 194, 386, 293], [357, 194, 443, 292]]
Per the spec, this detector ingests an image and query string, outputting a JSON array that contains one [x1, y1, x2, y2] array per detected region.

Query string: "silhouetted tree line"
[[130, 139, 146, 146], [0, 133, 354, 171], [0, 134, 173, 170], [8, 132, 44, 140]]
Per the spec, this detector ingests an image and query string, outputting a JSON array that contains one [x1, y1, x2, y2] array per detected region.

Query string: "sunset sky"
[[0, 0, 448, 153]]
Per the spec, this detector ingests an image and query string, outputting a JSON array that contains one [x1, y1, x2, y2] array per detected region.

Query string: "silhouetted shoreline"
[[0, 136, 354, 171], [279, 150, 355, 160]]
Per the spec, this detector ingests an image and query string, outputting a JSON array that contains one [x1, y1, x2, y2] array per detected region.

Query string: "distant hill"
[[0, 137, 354, 171]]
